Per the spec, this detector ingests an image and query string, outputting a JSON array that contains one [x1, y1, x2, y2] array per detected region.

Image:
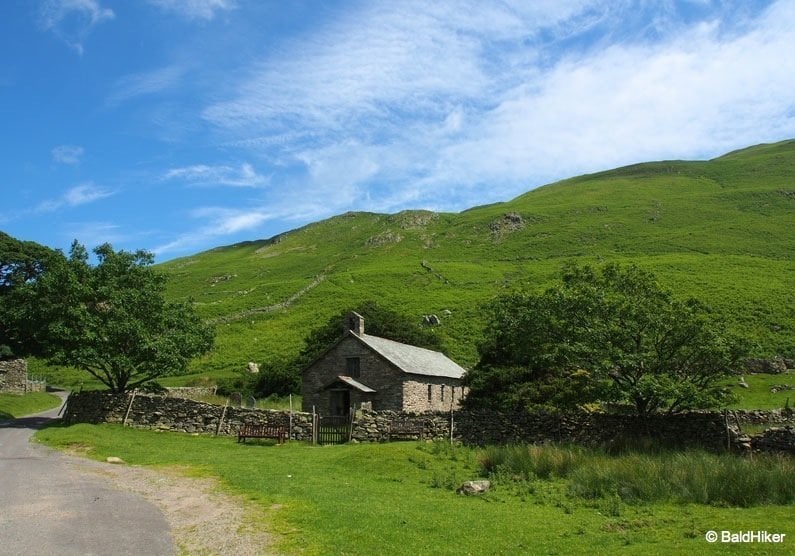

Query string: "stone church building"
[[301, 313, 467, 415]]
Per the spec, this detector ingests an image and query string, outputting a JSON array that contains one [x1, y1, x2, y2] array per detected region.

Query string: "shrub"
[[479, 444, 585, 481], [567, 450, 795, 507], [479, 443, 795, 507]]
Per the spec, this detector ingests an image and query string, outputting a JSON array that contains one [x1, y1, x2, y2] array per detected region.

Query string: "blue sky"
[[2, 0, 794, 261]]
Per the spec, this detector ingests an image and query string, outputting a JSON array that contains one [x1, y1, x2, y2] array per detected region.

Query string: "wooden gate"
[[316, 414, 352, 445]]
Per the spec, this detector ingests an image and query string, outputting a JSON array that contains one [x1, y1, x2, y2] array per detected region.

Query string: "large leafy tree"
[[465, 263, 744, 415], [0, 232, 64, 359], [18, 241, 214, 392]]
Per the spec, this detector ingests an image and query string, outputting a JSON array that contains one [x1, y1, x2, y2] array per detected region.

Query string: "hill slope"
[[161, 140, 795, 379]]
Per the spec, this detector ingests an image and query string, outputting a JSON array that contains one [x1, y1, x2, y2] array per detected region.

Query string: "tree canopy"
[[11, 241, 214, 392], [465, 263, 745, 415], [297, 300, 445, 368], [0, 232, 64, 359]]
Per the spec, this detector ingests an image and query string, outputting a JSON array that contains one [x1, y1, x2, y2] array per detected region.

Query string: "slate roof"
[[353, 333, 466, 379], [325, 375, 377, 393]]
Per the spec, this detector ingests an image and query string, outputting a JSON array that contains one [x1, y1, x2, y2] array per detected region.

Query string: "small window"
[[427, 384, 432, 402], [441, 385, 445, 401], [451, 386, 456, 400], [346, 357, 360, 378]]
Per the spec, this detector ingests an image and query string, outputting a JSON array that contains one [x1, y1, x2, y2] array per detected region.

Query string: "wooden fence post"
[[122, 389, 137, 427]]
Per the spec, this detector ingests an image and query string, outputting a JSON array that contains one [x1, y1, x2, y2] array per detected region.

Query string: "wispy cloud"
[[37, 183, 114, 213], [107, 65, 186, 107], [37, 0, 115, 54], [61, 221, 125, 246], [146, 0, 236, 21], [201, 0, 795, 219], [51, 144, 84, 165], [153, 206, 269, 254], [163, 163, 268, 187]]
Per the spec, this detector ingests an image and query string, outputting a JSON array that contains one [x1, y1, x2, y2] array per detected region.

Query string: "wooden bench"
[[389, 419, 424, 441], [237, 423, 287, 444]]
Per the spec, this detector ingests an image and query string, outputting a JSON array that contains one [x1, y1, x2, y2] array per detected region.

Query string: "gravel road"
[[0, 393, 174, 556]]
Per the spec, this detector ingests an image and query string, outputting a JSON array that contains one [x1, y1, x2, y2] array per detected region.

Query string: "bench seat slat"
[[238, 423, 287, 444]]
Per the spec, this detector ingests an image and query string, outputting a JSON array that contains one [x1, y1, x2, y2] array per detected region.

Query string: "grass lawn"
[[36, 424, 793, 555], [0, 392, 62, 420], [722, 371, 795, 410]]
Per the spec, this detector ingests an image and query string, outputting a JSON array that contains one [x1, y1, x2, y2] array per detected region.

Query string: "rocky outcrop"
[[744, 357, 789, 374], [489, 212, 525, 238]]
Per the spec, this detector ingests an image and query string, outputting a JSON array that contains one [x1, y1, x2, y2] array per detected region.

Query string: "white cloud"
[[163, 163, 268, 187], [146, 0, 236, 21], [153, 206, 269, 255], [52, 144, 84, 165], [37, 183, 114, 213], [425, 0, 795, 190], [200, 0, 795, 220], [38, 0, 115, 54]]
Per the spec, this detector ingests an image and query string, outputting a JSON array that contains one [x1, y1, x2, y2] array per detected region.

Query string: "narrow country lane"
[[0, 392, 174, 556]]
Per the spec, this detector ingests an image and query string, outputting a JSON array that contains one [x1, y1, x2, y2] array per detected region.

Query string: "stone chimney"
[[345, 311, 365, 336]]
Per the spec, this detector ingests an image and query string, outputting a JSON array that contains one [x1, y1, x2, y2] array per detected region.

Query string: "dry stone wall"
[[164, 386, 218, 399], [751, 426, 795, 454], [62, 391, 314, 441], [354, 408, 735, 451], [730, 408, 795, 426], [61, 391, 794, 454]]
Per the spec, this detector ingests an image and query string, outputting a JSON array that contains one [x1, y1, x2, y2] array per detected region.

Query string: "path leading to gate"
[[0, 392, 174, 555]]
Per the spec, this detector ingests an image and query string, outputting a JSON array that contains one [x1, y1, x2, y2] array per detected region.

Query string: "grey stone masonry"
[[0, 359, 29, 393], [751, 426, 795, 453], [62, 391, 794, 455], [302, 334, 465, 414], [62, 391, 314, 441]]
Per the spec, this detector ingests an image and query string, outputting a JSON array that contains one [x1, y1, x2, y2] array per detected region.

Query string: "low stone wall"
[[751, 426, 795, 454], [352, 410, 452, 442], [371, 409, 734, 452], [730, 408, 795, 426], [164, 386, 218, 399], [61, 391, 793, 454], [62, 391, 313, 441]]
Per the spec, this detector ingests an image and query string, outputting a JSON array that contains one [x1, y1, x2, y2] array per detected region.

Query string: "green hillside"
[[161, 140, 795, 381]]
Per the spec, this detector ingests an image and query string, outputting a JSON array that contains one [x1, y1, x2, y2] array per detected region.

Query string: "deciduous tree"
[[465, 263, 744, 415], [20, 241, 214, 392], [0, 232, 63, 359]]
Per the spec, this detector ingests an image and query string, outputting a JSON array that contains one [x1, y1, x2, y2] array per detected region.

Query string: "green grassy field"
[[0, 392, 61, 419], [721, 371, 795, 410], [28, 140, 795, 390], [147, 141, 794, 383], [36, 425, 793, 555]]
